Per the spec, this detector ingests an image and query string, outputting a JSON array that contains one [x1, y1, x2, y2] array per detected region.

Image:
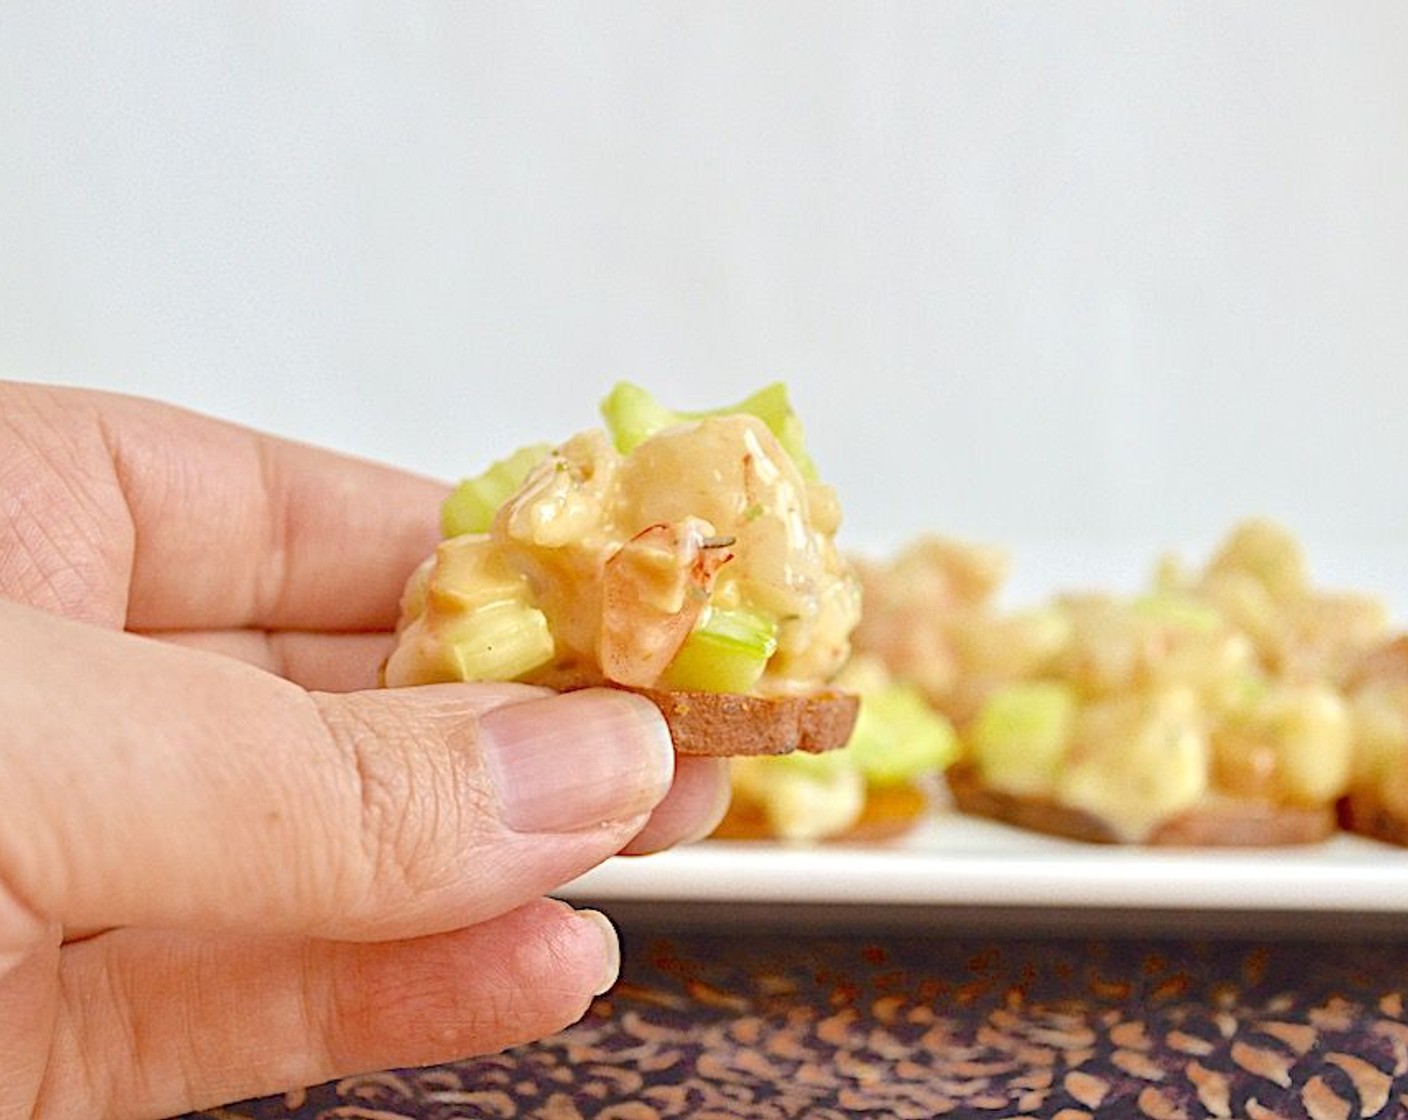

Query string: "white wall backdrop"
[[3, 4, 1406, 601]]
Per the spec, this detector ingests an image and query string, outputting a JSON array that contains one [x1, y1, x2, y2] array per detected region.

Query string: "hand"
[[0, 382, 729, 1120]]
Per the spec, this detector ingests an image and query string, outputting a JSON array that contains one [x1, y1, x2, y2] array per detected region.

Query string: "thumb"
[[304, 683, 677, 936], [0, 600, 674, 943]]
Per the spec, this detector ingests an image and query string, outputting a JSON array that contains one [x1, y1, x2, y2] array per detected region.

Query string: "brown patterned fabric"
[[189, 929, 1408, 1119]]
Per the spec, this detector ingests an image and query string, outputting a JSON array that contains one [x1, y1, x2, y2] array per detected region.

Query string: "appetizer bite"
[[859, 519, 1389, 846], [711, 654, 959, 843], [851, 535, 1067, 728], [382, 383, 863, 756], [1339, 635, 1408, 844]]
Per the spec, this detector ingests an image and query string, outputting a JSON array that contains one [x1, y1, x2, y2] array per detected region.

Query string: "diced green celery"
[[598, 382, 681, 456], [1132, 592, 1224, 633], [599, 381, 817, 478], [659, 606, 779, 694], [440, 599, 554, 682], [969, 681, 1077, 795], [841, 683, 958, 787], [749, 747, 854, 781], [440, 443, 552, 538], [1218, 670, 1270, 720]]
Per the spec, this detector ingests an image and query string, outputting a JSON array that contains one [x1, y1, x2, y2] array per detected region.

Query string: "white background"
[[3, 4, 1406, 607]]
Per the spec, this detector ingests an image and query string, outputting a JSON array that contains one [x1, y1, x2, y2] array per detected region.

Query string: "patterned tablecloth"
[[190, 912, 1408, 1115], [187, 920, 1408, 1120]]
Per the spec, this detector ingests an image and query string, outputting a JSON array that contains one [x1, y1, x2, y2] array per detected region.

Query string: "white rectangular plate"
[[559, 814, 1408, 934], [559, 542, 1408, 935]]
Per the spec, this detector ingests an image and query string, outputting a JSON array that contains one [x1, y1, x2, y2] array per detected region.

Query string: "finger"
[[150, 629, 398, 692], [2, 600, 673, 942], [146, 633, 731, 846], [154, 630, 733, 844], [620, 755, 731, 855], [39, 899, 616, 1120], [2, 382, 446, 631]]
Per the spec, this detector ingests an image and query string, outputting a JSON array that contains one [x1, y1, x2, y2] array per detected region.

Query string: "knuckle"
[[311, 694, 478, 921]]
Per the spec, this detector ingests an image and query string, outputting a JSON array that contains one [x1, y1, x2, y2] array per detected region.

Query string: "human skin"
[[0, 382, 728, 1120]]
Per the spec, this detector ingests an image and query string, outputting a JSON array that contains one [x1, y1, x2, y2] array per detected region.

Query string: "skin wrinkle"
[[0, 395, 132, 628], [0, 609, 455, 953], [66, 934, 289, 1120], [170, 942, 224, 1117], [46, 941, 123, 1115], [252, 432, 296, 633], [406, 907, 590, 1054], [85, 401, 140, 626], [534, 908, 609, 1005], [307, 691, 487, 935], [298, 937, 348, 1090], [455, 953, 551, 1052], [81, 387, 353, 635], [276, 910, 602, 1103], [131, 402, 433, 633], [321, 939, 422, 1071], [119, 941, 186, 1115], [340, 697, 427, 922], [180, 937, 302, 1112], [274, 689, 382, 940], [106, 402, 267, 632], [47, 938, 191, 1120], [1, 932, 61, 1120], [0, 488, 100, 620]]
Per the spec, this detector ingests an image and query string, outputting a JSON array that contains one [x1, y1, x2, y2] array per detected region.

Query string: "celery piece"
[[382, 536, 555, 687], [969, 681, 1077, 795], [842, 683, 958, 787], [440, 443, 552, 538], [599, 381, 817, 478], [740, 746, 853, 782], [659, 606, 779, 694], [440, 599, 555, 682], [598, 382, 681, 456], [381, 597, 555, 687], [1132, 592, 1224, 633]]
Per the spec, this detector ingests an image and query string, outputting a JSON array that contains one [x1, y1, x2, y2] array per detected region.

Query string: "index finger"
[[7, 383, 448, 631]]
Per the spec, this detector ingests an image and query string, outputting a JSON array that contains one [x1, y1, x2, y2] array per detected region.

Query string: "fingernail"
[[480, 689, 674, 833], [578, 908, 621, 996], [682, 758, 733, 845], [621, 756, 732, 855]]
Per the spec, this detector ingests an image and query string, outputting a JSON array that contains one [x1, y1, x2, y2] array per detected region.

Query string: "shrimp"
[[598, 518, 734, 688]]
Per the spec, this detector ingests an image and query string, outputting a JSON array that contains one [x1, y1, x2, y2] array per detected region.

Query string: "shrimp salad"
[[382, 383, 861, 699]]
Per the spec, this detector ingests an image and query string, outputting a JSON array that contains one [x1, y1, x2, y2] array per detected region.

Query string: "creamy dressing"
[[389, 413, 860, 695]]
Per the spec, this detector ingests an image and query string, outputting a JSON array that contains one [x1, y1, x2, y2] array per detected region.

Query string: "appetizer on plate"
[[1339, 635, 1408, 844], [861, 519, 1390, 846], [382, 382, 863, 756], [851, 534, 1067, 729], [711, 654, 959, 843]]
